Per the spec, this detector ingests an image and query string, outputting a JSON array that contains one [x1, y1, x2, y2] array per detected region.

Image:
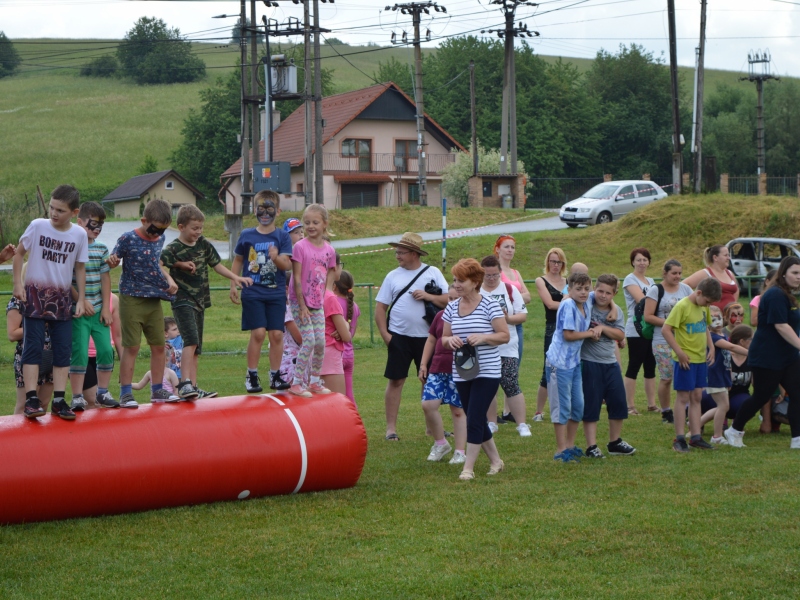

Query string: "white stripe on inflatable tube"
[[265, 394, 308, 494]]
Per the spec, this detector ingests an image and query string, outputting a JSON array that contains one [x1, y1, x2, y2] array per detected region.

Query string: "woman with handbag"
[[441, 258, 510, 481]]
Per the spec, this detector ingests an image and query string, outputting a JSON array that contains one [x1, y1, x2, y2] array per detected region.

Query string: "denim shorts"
[[546, 361, 584, 425], [673, 361, 708, 391], [422, 372, 462, 408]]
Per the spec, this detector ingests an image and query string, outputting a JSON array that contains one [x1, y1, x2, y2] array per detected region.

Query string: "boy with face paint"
[[108, 198, 179, 407], [230, 190, 294, 393]]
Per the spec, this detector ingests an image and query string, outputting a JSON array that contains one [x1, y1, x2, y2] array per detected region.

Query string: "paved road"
[[0, 212, 565, 271]]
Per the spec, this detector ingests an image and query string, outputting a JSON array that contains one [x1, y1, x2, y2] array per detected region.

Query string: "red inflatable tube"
[[0, 393, 367, 525]]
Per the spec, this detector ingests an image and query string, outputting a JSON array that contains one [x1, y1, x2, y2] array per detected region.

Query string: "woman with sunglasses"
[[533, 247, 568, 422]]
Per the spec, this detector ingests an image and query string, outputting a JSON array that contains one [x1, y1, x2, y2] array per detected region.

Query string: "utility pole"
[[386, 2, 447, 206], [303, 0, 313, 204], [239, 0, 252, 214], [250, 1, 260, 165], [482, 1, 538, 175], [741, 50, 778, 176], [469, 60, 478, 176], [692, 0, 707, 193], [667, 0, 683, 193], [313, 0, 324, 206]]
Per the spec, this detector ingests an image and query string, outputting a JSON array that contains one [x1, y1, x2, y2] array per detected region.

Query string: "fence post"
[[603, 174, 612, 182], [682, 172, 690, 191], [720, 173, 728, 194], [368, 285, 374, 344], [797, 174, 799, 198], [759, 172, 767, 196]]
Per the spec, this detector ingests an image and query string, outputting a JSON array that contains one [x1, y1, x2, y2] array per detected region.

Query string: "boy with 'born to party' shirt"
[[161, 204, 253, 399], [69, 201, 120, 411], [107, 198, 179, 407], [661, 277, 722, 453], [230, 190, 293, 394], [12, 184, 89, 420], [545, 271, 602, 463]]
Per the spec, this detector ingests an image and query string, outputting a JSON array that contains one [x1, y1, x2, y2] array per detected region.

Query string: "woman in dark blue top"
[[725, 256, 800, 448]]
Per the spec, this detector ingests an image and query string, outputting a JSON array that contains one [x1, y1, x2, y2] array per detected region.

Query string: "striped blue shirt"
[[546, 297, 592, 370]]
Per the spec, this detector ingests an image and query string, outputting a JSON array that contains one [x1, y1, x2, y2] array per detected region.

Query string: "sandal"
[[647, 406, 660, 412], [487, 460, 505, 476], [385, 433, 400, 441], [628, 408, 641, 415], [458, 469, 475, 481]]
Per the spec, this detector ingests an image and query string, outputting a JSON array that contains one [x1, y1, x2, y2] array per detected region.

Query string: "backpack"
[[633, 284, 664, 340]]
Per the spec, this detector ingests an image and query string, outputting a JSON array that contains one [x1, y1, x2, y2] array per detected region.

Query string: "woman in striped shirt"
[[442, 258, 510, 481]]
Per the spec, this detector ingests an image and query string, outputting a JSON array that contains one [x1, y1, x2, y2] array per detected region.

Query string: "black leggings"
[[732, 360, 800, 438], [455, 377, 501, 445], [625, 336, 656, 380], [539, 321, 556, 389]]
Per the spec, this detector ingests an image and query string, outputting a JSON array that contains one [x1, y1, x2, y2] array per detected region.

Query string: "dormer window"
[[165, 180, 174, 190]]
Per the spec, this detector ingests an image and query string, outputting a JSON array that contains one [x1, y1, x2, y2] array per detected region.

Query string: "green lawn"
[[2, 194, 800, 597]]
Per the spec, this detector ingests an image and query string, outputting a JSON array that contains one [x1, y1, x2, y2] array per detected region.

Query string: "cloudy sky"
[[3, 0, 798, 76]]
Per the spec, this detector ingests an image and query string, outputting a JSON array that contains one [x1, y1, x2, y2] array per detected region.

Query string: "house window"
[[341, 139, 371, 157], [165, 180, 174, 190], [482, 181, 492, 197], [297, 183, 303, 193], [395, 140, 418, 158], [408, 183, 420, 205]]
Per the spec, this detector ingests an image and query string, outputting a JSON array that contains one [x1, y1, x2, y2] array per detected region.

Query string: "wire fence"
[[524, 177, 605, 209]]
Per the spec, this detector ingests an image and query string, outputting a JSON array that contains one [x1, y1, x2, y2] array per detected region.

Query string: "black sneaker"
[[499, 412, 516, 424], [177, 380, 199, 400], [24, 396, 46, 419], [662, 409, 675, 424], [585, 445, 606, 459], [688, 437, 715, 450], [607, 438, 636, 456], [270, 371, 290, 391], [51, 398, 76, 421], [672, 438, 690, 453], [245, 372, 263, 393], [196, 387, 218, 399]]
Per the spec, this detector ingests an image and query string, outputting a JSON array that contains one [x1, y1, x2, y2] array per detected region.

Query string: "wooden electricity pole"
[[692, 0, 707, 193], [667, 0, 683, 192]]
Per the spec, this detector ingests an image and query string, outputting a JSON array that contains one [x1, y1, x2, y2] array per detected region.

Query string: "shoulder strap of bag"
[[387, 265, 430, 324]]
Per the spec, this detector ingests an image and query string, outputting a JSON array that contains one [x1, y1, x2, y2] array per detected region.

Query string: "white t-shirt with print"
[[480, 283, 526, 359]]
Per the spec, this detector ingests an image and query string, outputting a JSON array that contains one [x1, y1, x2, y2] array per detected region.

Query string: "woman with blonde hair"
[[533, 248, 567, 422]]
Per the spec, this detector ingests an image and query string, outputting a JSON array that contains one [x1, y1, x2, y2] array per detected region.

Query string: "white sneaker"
[[724, 427, 746, 448], [516, 423, 532, 437], [791, 437, 800, 449], [532, 412, 544, 422], [449, 450, 466, 464], [488, 421, 499, 434], [70, 395, 88, 411], [427, 441, 452, 462], [710, 436, 729, 445]]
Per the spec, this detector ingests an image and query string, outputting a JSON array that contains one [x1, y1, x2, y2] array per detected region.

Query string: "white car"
[[559, 180, 668, 227], [727, 237, 800, 295]]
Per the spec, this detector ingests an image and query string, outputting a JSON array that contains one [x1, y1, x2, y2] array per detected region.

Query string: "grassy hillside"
[[0, 38, 789, 208]]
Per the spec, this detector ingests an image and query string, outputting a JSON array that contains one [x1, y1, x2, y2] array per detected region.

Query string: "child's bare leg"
[[583, 421, 598, 448], [450, 406, 466, 452], [52, 366, 69, 392], [150, 345, 165, 389], [687, 389, 703, 437], [674, 391, 689, 436], [247, 328, 266, 371], [120, 345, 139, 386], [701, 407, 717, 427], [554, 423, 568, 452], [267, 329, 284, 371], [609, 419, 623, 443], [182, 344, 198, 383], [69, 372, 86, 397], [22, 364, 40, 394], [711, 391, 729, 438], [422, 399, 445, 439], [566, 419, 580, 448], [38, 383, 53, 411]]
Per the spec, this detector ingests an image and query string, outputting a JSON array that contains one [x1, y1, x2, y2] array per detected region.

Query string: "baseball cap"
[[454, 344, 479, 380], [283, 218, 302, 233]]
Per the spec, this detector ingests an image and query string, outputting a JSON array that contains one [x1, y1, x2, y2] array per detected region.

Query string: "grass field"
[[2, 195, 800, 597]]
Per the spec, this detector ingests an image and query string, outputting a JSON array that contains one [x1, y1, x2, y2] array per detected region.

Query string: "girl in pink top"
[[749, 269, 777, 327], [332, 270, 360, 404], [288, 204, 337, 397]]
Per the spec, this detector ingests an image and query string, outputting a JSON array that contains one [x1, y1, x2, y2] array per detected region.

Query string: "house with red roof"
[[219, 82, 466, 212]]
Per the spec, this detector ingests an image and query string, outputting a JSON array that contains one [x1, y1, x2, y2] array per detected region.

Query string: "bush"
[[0, 31, 21, 79], [80, 55, 119, 78]]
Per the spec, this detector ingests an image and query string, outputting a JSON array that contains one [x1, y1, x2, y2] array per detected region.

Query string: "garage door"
[[341, 184, 379, 209]]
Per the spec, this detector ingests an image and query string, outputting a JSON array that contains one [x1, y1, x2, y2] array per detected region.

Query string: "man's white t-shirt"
[[19, 218, 89, 321], [376, 263, 448, 338], [480, 283, 526, 359]]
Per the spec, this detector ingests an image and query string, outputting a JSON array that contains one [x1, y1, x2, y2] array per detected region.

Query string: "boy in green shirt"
[[662, 278, 721, 452]]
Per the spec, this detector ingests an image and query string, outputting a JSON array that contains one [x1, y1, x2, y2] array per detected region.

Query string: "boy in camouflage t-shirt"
[[160, 205, 253, 398]]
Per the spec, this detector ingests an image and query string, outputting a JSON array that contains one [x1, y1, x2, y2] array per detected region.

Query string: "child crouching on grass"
[[546, 272, 602, 463], [661, 278, 722, 452]]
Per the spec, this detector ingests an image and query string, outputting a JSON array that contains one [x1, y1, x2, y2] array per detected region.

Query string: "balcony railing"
[[322, 153, 455, 175]]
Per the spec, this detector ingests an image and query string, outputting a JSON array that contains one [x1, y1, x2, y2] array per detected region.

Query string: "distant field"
[[0, 38, 782, 207]]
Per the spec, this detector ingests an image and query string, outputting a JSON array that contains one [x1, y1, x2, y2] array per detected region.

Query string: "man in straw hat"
[[376, 232, 449, 441]]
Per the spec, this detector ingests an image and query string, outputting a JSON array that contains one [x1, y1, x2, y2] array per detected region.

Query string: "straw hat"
[[388, 232, 428, 256]]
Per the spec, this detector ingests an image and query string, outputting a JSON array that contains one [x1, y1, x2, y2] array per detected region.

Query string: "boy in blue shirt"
[[108, 198, 178, 407], [229, 190, 293, 393], [546, 272, 602, 462]]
